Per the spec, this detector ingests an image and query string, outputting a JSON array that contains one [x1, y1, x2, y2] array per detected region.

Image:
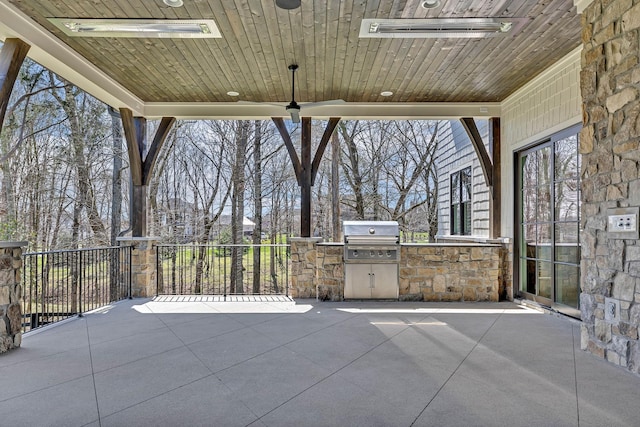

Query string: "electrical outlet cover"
[[604, 297, 619, 323]]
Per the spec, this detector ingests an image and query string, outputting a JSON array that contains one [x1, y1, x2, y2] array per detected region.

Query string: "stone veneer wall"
[[294, 242, 504, 302], [0, 242, 26, 353], [118, 238, 157, 298], [316, 243, 344, 301], [289, 238, 322, 299], [580, 0, 640, 372], [400, 244, 501, 302], [500, 241, 514, 301]]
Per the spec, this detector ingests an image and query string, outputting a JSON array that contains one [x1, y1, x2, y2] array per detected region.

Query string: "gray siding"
[[436, 120, 491, 237]]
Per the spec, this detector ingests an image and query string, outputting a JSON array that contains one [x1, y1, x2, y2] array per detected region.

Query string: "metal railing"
[[22, 246, 132, 332], [156, 244, 290, 297]]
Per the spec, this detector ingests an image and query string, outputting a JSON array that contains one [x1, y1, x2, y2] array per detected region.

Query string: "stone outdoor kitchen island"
[[290, 239, 506, 302]]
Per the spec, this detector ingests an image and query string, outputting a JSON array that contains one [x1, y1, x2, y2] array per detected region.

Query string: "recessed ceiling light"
[[227, 91, 240, 97], [360, 18, 528, 39], [163, 0, 184, 7], [380, 91, 393, 97], [421, 0, 440, 9], [276, 0, 301, 10], [48, 18, 221, 38]]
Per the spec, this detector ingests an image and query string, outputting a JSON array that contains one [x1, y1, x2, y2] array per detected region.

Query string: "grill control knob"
[[353, 250, 359, 257], [369, 228, 375, 234]]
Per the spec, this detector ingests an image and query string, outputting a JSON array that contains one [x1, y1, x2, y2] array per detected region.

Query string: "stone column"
[[290, 237, 322, 299], [580, 0, 640, 373], [0, 241, 27, 353], [117, 237, 158, 298]]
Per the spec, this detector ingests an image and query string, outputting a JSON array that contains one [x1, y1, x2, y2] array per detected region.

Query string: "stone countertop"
[[316, 242, 503, 247], [0, 241, 28, 248], [402, 242, 502, 247]]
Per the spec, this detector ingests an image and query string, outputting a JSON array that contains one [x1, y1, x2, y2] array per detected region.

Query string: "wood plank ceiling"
[[4, 0, 581, 105]]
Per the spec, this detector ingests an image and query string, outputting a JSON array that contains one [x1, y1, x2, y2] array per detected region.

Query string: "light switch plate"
[[607, 207, 639, 239], [608, 214, 637, 232]]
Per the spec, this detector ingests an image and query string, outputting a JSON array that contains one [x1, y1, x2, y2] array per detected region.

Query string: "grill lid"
[[343, 220, 399, 239], [345, 236, 398, 245]]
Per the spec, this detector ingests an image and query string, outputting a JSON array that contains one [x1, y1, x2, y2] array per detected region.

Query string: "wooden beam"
[[311, 117, 341, 185], [490, 118, 501, 238], [120, 108, 144, 186], [300, 117, 312, 237], [460, 117, 493, 188], [120, 108, 176, 236], [272, 117, 342, 237], [272, 117, 302, 185], [143, 117, 176, 185], [0, 39, 30, 133]]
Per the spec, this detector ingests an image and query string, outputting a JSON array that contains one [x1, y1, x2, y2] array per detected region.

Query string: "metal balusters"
[[155, 244, 290, 297], [21, 246, 132, 332]]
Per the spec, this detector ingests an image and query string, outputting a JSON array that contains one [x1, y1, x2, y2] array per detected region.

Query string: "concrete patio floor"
[[1, 298, 639, 427]]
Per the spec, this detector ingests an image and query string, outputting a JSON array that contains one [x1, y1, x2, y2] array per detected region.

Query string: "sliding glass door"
[[517, 126, 581, 317]]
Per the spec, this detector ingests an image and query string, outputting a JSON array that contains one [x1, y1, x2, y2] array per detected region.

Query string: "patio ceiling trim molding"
[[142, 102, 501, 120], [574, 0, 594, 13], [0, 0, 145, 116]]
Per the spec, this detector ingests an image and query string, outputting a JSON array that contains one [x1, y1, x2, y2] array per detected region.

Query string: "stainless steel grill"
[[343, 221, 400, 262], [343, 220, 400, 299]]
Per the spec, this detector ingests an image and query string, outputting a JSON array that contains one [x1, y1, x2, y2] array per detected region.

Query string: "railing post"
[[78, 250, 83, 318], [128, 245, 132, 299], [223, 245, 227, 301], [155, 246, 160, 297], [286, 244, 290, 298]]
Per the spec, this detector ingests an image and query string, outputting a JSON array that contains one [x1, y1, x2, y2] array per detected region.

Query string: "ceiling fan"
[[285, 64, 302, 123], [283, 64, 345, 123], [239, 64, 344, 123]]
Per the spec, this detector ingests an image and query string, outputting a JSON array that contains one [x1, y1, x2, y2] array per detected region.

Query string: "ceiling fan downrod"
[[287, 64, 301, 122]]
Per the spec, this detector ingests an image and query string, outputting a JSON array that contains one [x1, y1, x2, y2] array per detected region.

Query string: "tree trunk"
[[194, 220, 214, 294], [331, 131, 341, 242], [70, 199, 81, 313], [252, 121, 262, 294], [55, 83, 108, 245], [230, 121, 248, 294], [109, 110, 123, 300], [339, 121, 366, 219], [109, 111, 123, 246], [0, 154, 16, 238]]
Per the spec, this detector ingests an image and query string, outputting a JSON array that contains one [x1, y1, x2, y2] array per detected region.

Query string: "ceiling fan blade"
[[236, 100, 286, 108], [240, 64, 341, 122], [300, 99, 346, 108]]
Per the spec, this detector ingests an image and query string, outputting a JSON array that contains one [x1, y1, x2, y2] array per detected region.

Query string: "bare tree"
[[338, 121, 366, 219], [379, 121, 440, 236], [330, 131, 341, 241], [230, 121, 250, 294], [251, 120, 263, 293], [180, 121, 233, 293], [49, 73, 108, 246]]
